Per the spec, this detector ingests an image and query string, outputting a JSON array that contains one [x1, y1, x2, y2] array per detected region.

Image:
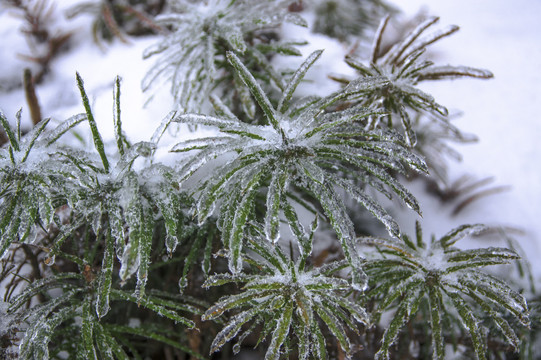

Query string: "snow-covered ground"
[[1, 0, 540, 278]]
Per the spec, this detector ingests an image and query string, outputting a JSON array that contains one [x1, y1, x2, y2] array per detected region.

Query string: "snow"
[[1, 0, 540, 280], [395, 0, 541, 277]]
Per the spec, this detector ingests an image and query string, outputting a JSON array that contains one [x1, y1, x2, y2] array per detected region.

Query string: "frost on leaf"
[[358, 222, 529, 360], [0, 110, 86, 260], [169, 51, 426, 284], [142, 0, 306, 111], [203, 226, 368, 359], [335, 16, 493, 146]]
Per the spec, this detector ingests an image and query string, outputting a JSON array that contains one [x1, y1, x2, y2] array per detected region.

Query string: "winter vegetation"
[[0, 0, 538, 359]]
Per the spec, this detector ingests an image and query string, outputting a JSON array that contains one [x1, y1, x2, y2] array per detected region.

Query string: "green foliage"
[[7, 272, 201, 359], [167, 50, 427, 291], [1, 76, 204, 358], [311, 0, 396, 41], [358, 222, 530, 359], [0, 109, 86, 260], [0, 2, 534, 359], [333, 16, 493, 146], [203, 217, 369, 359], [63, 74, 187, 301], [142, 0, 306, 112]]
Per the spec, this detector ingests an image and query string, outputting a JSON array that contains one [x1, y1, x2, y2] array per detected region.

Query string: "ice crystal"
[[203, 220, 367, 359], [334, 16, 493, 146], [0, 3, 531, 359], [0, 109, 86, 260], [142, 0, 306, 111], [167, 50, 427, 290], [358, 222, 530, 360], [6, 273, 198, 359]]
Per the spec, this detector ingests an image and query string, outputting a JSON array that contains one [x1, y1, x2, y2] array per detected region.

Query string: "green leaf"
[[21, 118, 50, 163], [203, 289, 273, 321], [428, 285, 445, 359], [311, 320, 328, 360], [324, 293, 369, 326], [265, 300, 293, 360], [44, 114, 87, 146], [202, 224, 215, 277], [226, 166, 265, 273], [113, 75, 126, 156], [209, 306, 262, 354], [264, 163, 288, 243], [375, 288, 425, 360], [440, 224, 487, 248], [245, 235, 287, 273], [81, 298, 98, 360], [119, 182, 142, 284], [446, 290, 487, 360], [295, 320, 310, 360], [0, 193, 20, 259], [457, 273, 528, 325], [151, 178, 181, 255], [0, 109, 20, 151], [383, 17, 440, 65], [233, 71, 256, 119], [304, 106, 378, 139], [330, 174, 401, 238], [110, 289, 195, 328], [94, 322, 129, 360], [249, 45, 287, 90], [136, 211, 154, 299], [226, 51, 281, 133], [282, 200, 309, 266], [467, 290, 520, 349], [9, 273, 84, 312], [150, 110, 177, 145], [179, 225, 207, 292], [19, 304, 79, 359], [209, 94, 236, 119], [224, 24, 246, 53], [378, 275, 423, 312], [197, 157, 259, 222], [278, 49, 323, 113], [315, 303, 351, 356], [76, 72, 110, 173], [106, 324, 205, 359], [307, 179, 366, 291], [96, 228, 115, 319]]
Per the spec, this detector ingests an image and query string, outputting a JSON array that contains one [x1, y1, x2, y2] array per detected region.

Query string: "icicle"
[[165, 234, 178, 256], [119, 242, 140, 284], [264, 165, 288, 244], [44, 254, 55, 266]]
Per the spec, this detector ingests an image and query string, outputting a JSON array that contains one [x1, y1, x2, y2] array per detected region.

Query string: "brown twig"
[[452, 185, 511, 216], [120, 4, 165, 35], [23, 68, 42, 125], [8, 0, 72, 83], [0, 129, 8, 146], [21, 244, 46, 303]]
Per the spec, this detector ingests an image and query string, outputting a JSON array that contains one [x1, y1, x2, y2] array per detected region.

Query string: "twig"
[[23, 68, 42, 125]]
